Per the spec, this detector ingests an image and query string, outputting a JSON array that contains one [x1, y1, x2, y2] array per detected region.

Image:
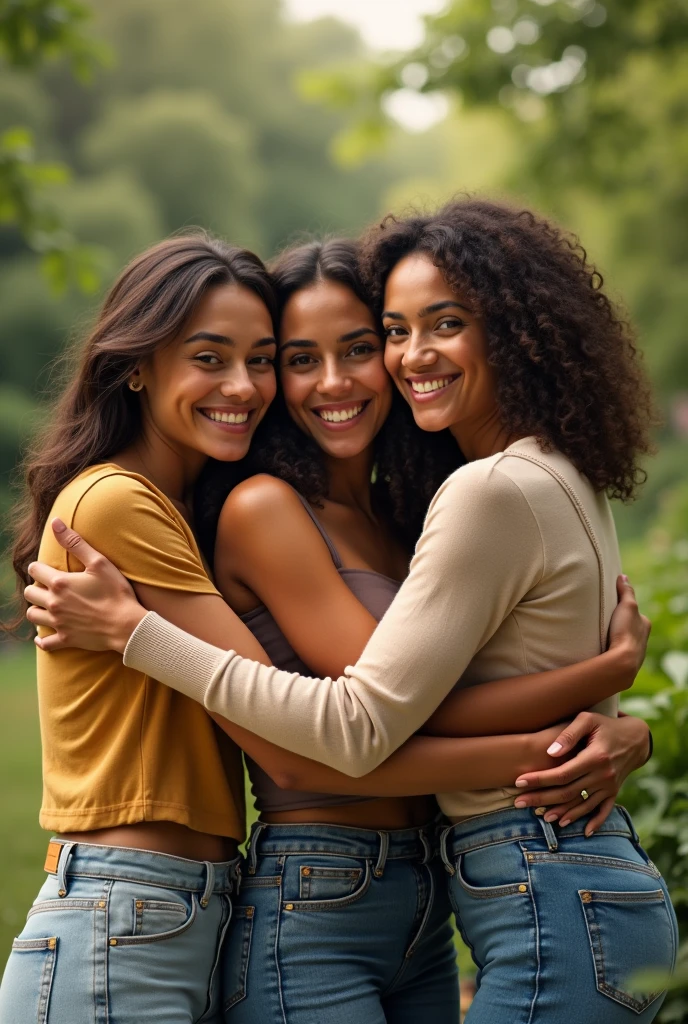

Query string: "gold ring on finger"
[[580, 789, 590, 801]]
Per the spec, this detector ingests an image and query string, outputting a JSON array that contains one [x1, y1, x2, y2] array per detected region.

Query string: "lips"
[[198, 407, 254, 433], [404, 374, 460, 402], [310, 399, 371, 431]]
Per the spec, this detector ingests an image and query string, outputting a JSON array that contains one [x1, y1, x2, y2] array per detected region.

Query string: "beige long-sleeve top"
[[124, 437, 621, 819]]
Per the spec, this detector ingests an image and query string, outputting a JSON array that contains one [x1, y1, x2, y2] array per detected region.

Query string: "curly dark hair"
[[359, 199, 656, 501], [195, 237, 460, 561]]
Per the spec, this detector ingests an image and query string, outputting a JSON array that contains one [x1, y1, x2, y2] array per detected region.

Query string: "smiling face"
[[136, 282, 277, 466], [382, 253, 500, 445], [279, 279, 392, 460]]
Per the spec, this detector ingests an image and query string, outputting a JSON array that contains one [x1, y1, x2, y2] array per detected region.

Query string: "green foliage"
[[619, 481, 688, 1020]]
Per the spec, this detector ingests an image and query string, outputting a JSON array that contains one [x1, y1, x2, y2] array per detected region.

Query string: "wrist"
[[627, 716, 652, 770], [112, 603, 147, 654], [609, 641, 639, 688]]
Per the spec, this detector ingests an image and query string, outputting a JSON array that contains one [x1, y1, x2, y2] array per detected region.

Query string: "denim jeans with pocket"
[[0, 840, 241, 1024], [441, 806, 678, 1024], [223, 820, 460, 1023]]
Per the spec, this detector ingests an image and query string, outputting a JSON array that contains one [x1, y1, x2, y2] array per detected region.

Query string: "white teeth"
[[410, 377, 453, 394], [205, 410, 249, 424], [317, 404, 363, 423]]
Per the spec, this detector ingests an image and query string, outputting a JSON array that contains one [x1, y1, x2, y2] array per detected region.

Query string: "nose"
[[401, 329, 438, 373], [316, 357, 353, 398], [219, 367, 256, 403]]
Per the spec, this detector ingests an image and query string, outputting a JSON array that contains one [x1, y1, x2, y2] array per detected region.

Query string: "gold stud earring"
[[128, 378, 143, 392]]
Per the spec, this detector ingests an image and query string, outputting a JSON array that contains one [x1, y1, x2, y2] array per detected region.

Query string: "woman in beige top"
[[26, 201, 674, 1020]]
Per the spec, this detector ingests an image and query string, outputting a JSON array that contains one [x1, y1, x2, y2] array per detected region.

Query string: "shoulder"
[[428, 453, 535, 518], [66, 466, 185, 545], [217, 474, 323, 553], [218, 474, 311, 528]]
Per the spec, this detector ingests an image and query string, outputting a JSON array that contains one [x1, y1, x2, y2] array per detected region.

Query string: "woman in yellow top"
[[0, 233, 280, 1023]]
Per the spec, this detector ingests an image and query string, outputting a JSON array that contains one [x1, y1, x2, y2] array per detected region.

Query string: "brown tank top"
[[240, 490, 401, 813]]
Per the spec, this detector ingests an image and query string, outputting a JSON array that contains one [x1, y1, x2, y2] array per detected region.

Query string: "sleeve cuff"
[[123, 610, 232, 706]]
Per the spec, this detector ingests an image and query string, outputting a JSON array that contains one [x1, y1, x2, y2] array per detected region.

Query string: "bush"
[[618, 481, 688, 1021]]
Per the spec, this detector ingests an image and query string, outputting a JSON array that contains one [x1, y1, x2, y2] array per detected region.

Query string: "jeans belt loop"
[[617, 804, 640, 845], [438, 825, 455, 876], [200, 861, 215, 908], [373, 831, 389, 877], [419, 829, 432, 866], [537, 814, 559, 852], [56, 841, 75, 897], [246, 822, 266, 875]]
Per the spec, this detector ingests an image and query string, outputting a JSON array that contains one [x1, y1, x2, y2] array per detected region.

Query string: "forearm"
[[423, 647, 634, 738], [214, 714, 553, 796]]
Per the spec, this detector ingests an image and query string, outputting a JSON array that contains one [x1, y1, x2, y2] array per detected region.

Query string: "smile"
[[406, 375, 460, 402], [198, 408, 254, 432], [311, 400, 370, 430]]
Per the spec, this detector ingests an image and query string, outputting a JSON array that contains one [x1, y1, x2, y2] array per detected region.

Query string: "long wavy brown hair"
[[6, 232, 276, 627], [359, 199, 656, 500]]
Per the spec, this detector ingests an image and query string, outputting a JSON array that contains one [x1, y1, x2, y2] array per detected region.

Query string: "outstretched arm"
[[28, 467, 648, 775]]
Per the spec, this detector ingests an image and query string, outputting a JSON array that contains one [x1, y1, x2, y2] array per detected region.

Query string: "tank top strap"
[[291, 489, 343, 569]]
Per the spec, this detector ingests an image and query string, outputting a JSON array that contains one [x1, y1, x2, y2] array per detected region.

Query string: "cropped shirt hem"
[[39, 801, 245, 841]]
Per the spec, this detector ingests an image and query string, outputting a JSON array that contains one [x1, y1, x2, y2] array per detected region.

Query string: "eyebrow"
[[280, 327, 378, 352], [382, 300, 471, 320], [184, 331, 276, 348]]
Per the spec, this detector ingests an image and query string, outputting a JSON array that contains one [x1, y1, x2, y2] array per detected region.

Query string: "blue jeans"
[[440, 806, 678, 1024], [0, 841, 241, 1024], [224, 820, 460, 1023]]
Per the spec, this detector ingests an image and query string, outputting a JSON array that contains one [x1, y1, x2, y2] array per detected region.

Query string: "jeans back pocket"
[[223, 905, 255, 1011], [0, 936, 57, 1024], [579, 887, 676, 1014]]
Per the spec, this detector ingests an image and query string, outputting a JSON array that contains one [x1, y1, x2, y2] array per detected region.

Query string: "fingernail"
[[52, 518, 66, 533], [515, 779, 528, 788], [544, 813, 559, 823], [28, 562, 36, 577], [585, 829, 595, 838], [622, 574, 629, 583], [547, 742, 563, 756], [534, 807, 546, 817], [514, 800, 527, 808], [559, 818, 571, 828]]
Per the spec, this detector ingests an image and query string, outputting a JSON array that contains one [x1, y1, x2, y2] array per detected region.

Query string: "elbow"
[[271, 770, 301, 790]]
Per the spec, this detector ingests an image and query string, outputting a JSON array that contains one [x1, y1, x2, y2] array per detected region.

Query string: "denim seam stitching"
[[523, 853, 660, 877], [281, 860, 372, 912], [523, 844, 541, 1024], [578, 891, 667, 1012]]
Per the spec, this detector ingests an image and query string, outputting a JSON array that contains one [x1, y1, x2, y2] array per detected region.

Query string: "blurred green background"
[[1, 0, 686, 1016]]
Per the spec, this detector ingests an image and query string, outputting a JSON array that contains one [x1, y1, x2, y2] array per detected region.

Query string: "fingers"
[[515, 741, 597, 790], [26, 561, 62, 588], [542, 711, 595, 759], [50, 518, 106, 570], [583, 796, 616, 835], [515, 775, 601, 811], [26, 606, 57, 630], [618, 573, 636, 600], [35, 632, 69, 652], [24, 583, 51, 609]]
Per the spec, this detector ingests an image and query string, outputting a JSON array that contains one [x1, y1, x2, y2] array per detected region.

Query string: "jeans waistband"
[[47, 840, 241, 898], [438, 805, 637, 874], [245, 820, 437, 877]]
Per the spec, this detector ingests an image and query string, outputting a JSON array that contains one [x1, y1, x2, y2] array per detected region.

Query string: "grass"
[[0, 644, 45, 966]]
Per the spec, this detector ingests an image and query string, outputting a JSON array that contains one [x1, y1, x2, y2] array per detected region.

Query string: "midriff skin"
[[57, 821, 238, 862], [261, 796, 437, 830]]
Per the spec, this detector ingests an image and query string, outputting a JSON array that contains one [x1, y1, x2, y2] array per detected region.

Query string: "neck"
[[450, 411, 524, 462], [324, 447, 375, 513], [116, 425, 206, 504]]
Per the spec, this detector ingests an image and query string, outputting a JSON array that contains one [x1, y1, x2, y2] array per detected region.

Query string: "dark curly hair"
[[195, 238, 460, 561], [359, 199, 655, 501]]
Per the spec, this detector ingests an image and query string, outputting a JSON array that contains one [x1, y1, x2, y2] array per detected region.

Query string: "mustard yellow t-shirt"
[[36, 464, 245, 840]]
